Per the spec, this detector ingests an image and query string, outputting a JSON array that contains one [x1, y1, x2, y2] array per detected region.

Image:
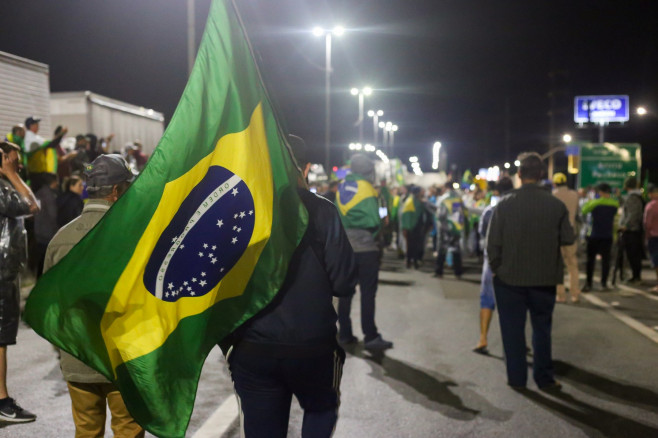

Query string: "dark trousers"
[[493, 277, 557, 387], [623, 231, 643, 280], [338, 251, 380, 342], [435, 246, 463, 276], [406, 230, 424, 266], [586, 237, 613, 286], [229, 347, 345, 438]]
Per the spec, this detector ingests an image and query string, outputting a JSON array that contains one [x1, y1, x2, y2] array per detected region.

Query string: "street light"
[[409, 156, 419, 163], [313, 25, 345, 173], [351, 87, 373, 143], [432, 141, 441, 170], [504, 162, 511, 169], [562, 133, 572, 143], [514, 160, 521, 167], [368, 110, 384, 147], [637, 106, 647, 116]]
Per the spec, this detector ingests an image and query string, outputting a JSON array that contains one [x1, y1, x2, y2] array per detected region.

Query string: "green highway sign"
[[577, 142, 641, 189]]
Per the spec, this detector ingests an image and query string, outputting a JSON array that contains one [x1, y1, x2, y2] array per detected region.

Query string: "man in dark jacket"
[[223, 136, 358, 438], [620, 176, 644, 284], [0, 141, 39, 423], [487, 152, 574, 390]]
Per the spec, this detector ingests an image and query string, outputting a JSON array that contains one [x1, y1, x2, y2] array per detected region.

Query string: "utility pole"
[[187, 0, 195, 76]]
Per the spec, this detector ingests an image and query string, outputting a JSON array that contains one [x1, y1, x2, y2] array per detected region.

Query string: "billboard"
[[574, 95, 629, 124]]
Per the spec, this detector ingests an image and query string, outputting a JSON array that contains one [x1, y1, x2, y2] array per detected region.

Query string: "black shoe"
[[0, 398, 36, 423], [433, 272, 443, 278], [538, 380, 563, 392], [338, 335, 358, 345], [581, 284, 592, 292], [472, 346, 489, 355], [364, 335, 393, 350]]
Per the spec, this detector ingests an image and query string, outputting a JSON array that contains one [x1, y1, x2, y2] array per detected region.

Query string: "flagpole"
[[188, 0, 195, 76]]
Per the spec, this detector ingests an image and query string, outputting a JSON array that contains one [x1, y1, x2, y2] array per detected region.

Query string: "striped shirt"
[[487, 183, 575, 286]]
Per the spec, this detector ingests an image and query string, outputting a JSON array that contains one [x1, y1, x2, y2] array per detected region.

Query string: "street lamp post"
[[187, 0, 195, 76], [389, 124, 398, 156], [368, 110, 384, 148], [351, 87, 372, 144], [313, 25, 344, 173]]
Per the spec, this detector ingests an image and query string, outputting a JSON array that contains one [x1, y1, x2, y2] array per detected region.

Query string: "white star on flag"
[[190, 292, 196, 296], [180, 244, 185, 249], [220, 267, 225, 272], [203, 243, 208, 248], [168, 283, 174, 290], [171, 237, 178, 243], [239, 211, 245, 218], [231, 237, 238, 244], [237, 227, 241, 233], [233, 225, 237, 230], [208, 253, 214, 258], [232, 188, 239, 196], [211, 245, 216, 250], [187, 286, 192, 291], [211, 258, 217, 264], [198, 252, 204, 257], [166, 292, 169, 298], [201, 272, 206, 277], [216, 220, 223, 228], [192, 278, 197, 282], [233, 213, 238, 219], [183, 281, 188, 286], [199, 280, 207, 286]]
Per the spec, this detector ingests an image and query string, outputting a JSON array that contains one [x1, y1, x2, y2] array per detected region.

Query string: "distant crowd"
[[4, 115, 151, 277]]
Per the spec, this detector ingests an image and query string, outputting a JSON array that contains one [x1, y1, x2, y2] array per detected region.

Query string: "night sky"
[[1, 0, 657, 176]]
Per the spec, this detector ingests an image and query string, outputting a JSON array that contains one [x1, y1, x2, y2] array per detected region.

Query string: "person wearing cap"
[[643, 184, 658, 293], [0, 141, 39, 424], [581, 182, 619, 291], [221, 135, 357, 438], [43, 154, 143, 437], [336, 153, 393, 350], [23, 117, 76, 193], [552, 172, 581, 303], [619, 176, 645, 284]]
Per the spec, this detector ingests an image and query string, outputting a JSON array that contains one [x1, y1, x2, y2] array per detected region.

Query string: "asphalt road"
[[4, 252, 658, 437]]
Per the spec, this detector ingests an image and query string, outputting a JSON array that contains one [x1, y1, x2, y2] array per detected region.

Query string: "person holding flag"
[[25, 1, 310, 436], [222, 135, 357, 438], [336, 154, 393, 350]]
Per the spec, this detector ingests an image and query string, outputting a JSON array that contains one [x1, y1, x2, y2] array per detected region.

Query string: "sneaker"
[[364, 335, 393, 350], [0, 398, 36, 423], [538, 380, 563, 392]]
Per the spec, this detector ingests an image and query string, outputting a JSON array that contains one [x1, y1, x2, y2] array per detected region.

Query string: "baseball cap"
[[552, 172, 567, 185], [85, 154, 135, 189], [24, 116, 41, 128]]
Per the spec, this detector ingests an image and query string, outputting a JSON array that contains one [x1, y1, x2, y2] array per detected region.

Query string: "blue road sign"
[[574, 95, 629, 124]]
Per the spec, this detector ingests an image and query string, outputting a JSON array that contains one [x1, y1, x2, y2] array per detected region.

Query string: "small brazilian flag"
[[401, 196, 423, 230], [24, 1, 307, 437]]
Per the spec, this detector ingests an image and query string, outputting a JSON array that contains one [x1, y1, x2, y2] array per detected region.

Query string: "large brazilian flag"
[[24, 1, 307, 437]]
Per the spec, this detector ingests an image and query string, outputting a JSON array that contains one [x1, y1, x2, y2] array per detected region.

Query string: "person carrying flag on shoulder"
[[221, 136, 357, 438], [401, 185, 431, 269], [336, 153, 393, 350], [43, 154, 143, 438], [434, 182, 468, 279]]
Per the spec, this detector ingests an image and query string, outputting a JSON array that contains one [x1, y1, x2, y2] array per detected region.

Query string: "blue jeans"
[[493, 277, 556, 387], [228, 347, 345, 438]]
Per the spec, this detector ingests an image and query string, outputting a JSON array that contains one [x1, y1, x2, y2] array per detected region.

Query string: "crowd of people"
[[2, 122, 657, 436], [0, 115, 150, 428]]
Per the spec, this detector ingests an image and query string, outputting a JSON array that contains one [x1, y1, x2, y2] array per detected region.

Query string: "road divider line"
[[581, 293, 658, 344], [192, 394, 238, 438], [614, 283, 658, 302]]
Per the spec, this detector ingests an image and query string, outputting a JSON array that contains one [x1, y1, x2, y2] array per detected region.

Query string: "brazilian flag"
[[401, 195, 423, 230], [24, 1, 307, 437], [336, 173, 380, 230]]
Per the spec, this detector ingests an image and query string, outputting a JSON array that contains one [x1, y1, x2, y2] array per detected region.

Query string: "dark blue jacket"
[[224, 189, 357, 356]]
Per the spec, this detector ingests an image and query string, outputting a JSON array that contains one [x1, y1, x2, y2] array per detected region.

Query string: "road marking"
[[581, 293, 658, 345], [614, 283, 658, 302], [192, 395, 238, 438]]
